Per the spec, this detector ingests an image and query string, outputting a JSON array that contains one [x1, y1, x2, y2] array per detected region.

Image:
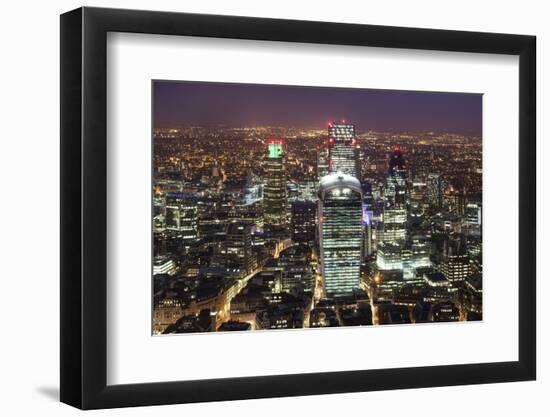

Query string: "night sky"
[[153, 80, 482, 135]]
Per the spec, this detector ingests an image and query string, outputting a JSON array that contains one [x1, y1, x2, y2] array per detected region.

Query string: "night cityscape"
[[152, 81, 483, 335]]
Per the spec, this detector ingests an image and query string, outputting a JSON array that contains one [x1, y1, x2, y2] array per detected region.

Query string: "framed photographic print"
[[60, 7, 536, 410]]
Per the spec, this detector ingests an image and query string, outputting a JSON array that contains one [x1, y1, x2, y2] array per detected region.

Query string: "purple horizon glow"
[[153, 80, 482, 135]]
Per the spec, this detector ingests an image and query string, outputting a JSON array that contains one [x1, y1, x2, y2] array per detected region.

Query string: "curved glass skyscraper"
[[318, 173, 363, 296]]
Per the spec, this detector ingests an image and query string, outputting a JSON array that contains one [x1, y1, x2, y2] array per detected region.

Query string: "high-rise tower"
[[377, 148, 408, 273], [318, 172, 363, 296], [317, 147, 330, 179], [427, 173, 444, 210], [165, 193, 199, 252], [263, 140, 287, 229], [380, 147, 408, 246], [291, 200, 317, 244], [439, 234, 470, 285], [328, 123, 360, 178], [223, 223, 255, 275], [385, 147, 407, 206]]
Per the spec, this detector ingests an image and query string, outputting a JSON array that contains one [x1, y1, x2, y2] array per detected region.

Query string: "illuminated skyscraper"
[[263, 140, 287, 229], [385, 147, 407, 206], [317, 147, 330, 178], [447, 188, 466, 216], [243, 169, 264, 206], [361, 182, 374, 258], [319, 173, 363, 296], [380, 207, 407, 243], [223, 223, 255, 274], [411, 237, 431, 269], [439, 234, 470, 285], [380, 148, 408, 244], [328, 123, 360, 178], [465, 202, 482, 225], [427, 173, 444, 210], [464, 201, 482, 237], [363, 207, 374, 257], [376, 242, 403, 271], [376, 146, 413, 278], [165, 193, 198, 249]]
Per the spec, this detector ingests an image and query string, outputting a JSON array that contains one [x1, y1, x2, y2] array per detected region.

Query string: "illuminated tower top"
[[327, 122, 359, 178], [328, 122, 355, 146], [267, 140, 283, 159], [264, 139, 287, 229]]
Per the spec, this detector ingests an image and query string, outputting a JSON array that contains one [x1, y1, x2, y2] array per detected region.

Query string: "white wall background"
[[0, 0, 546, 415]]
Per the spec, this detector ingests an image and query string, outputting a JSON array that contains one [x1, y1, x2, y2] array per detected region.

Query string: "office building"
[[243, 170, 264, 206], [386, 147, 408, 206], [319, 172, 363, 296], [263, 140, 287, 229], [380, 207, 407, 243], [376, 241, 403, 271], [465, 202, 482, 225], [291, 200, 317, 244], [328, 123, 360, 178], [153, 256, 177, 276], [381, 148, 408, 244], [439, 234, 470, 285], [317, 147, 330, 178], [411, 237, 431, 269], [427, 173, 444, 210], [363, 208, 374, 257], [223, 223, 255, 274], [165, 193, 198, 248], [447, 188, 466, 216]]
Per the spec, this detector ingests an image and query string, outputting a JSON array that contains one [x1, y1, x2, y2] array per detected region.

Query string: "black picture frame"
[[60, 6, 536, 410]]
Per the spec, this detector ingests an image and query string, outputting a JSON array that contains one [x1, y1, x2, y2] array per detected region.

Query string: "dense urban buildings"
[[152, 81, 482, 334]]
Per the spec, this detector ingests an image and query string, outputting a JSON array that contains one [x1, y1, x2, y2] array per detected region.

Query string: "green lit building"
[[263, 140, 287, 229]]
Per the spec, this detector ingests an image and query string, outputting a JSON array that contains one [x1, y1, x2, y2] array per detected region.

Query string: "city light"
[[152, 83, 483, 334]]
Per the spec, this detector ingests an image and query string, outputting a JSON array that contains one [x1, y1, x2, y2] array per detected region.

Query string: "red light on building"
[[393, 146, 401, 152]]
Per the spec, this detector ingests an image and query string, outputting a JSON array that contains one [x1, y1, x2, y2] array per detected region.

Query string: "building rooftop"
[[319, 172, 362, 194], [226, 222, 252, 235], [218, 321, 252, 331], [423, 271, 449, 287]]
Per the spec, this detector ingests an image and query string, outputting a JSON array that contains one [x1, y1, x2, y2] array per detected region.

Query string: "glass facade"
[[263, 141, 287, 228], [291, 200, 317, 243], [328, 124, 360, 178], [427, 173, 444, 209], [319, 173, 363, 296], [380, 207, 407, 243], [165, 193, 198, 242]]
